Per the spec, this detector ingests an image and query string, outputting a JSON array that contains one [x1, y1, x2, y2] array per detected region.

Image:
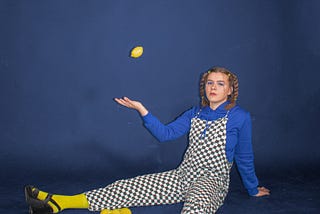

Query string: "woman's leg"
[[86, 169, 184, 211], [181, 174, 230, 214]]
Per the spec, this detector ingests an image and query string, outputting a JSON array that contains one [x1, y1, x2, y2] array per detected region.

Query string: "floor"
[[1, 167, 319, 214]]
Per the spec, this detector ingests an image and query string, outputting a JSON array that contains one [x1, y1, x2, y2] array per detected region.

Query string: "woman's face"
[[205, 72, 232, 109]]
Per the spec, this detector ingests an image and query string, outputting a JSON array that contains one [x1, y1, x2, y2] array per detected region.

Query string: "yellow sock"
[[34, 188, 89, 213]]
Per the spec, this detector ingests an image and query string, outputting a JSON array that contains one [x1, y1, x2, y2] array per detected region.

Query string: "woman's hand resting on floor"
[[255, 187, 270, 197]]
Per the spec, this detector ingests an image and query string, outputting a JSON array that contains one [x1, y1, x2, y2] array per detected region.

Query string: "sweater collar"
[[203, 101, 230, 114]]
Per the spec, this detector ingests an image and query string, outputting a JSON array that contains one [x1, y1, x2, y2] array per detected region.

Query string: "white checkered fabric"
[[86, 111, 232, 213], [86, 170, 184, 211], [182, 173, 230, 213]]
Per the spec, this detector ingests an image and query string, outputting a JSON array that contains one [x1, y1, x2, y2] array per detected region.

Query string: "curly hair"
[[200, 67, 239, 110]]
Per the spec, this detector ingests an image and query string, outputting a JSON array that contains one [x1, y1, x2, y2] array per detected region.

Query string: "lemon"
[[100, 208, 131, 214], [120, 208, 132, 214], [100, 209, 111, 214], [130, 46, 143, 58]]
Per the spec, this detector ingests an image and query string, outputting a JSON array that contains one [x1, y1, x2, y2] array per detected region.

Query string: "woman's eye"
[[207, 81, 213, 85], [218, 82, 224, 86]]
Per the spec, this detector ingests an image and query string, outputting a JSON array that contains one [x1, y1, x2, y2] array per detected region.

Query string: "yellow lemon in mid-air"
[[130, 46, 143, 58]]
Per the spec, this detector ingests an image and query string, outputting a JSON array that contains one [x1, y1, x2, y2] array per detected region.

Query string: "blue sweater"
[[142, 101, 259, 196]]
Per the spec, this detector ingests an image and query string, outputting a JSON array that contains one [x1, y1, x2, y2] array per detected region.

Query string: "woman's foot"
[[25, 185, 89, 213], [25, 185, 60, 213]]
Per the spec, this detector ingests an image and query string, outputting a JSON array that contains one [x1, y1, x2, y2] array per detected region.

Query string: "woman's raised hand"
[[114, 97, 149, 116]]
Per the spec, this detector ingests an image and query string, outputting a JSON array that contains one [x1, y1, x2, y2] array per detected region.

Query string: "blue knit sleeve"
[[234, 112, 259, 196], [141, 107, 197, 142]]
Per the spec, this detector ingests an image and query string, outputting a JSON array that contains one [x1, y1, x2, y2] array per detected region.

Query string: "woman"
[[25, 67, 270, 214]]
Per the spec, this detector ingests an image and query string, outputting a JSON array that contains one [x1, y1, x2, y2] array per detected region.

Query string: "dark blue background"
[[1, 0, 319, 213]]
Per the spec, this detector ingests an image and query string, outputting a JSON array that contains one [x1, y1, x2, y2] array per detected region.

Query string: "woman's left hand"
[[254, 186, 270, 197]]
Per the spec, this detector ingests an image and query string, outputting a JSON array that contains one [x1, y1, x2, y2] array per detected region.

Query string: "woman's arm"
[[114, 97, 194, 142], [234, 112, 270, 197], [114, 97, 149, 116]]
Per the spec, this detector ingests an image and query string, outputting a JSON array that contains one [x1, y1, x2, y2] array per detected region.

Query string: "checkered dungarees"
[[86, 111, 232, 213]]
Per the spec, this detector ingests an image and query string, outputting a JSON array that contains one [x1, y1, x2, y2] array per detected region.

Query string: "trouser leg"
[[181, 175, 229, 214], [85, 169, 184, 211]]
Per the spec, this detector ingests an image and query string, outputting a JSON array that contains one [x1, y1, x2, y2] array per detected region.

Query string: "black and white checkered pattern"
[[86, 113, 232, 213], [86, 170, 184, 211], [182, 173, 230, 213], [180, 116, 230, 175], [177, 115, 231, 213]]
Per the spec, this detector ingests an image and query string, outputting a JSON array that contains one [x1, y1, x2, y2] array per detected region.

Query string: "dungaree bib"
[[86, 111, 232, 213]]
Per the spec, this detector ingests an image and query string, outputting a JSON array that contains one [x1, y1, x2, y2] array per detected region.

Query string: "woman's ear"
[[228, 86, 233, 96]]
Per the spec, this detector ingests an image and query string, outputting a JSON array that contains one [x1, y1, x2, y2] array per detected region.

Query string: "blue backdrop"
[[1, 0, 319, 213]]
